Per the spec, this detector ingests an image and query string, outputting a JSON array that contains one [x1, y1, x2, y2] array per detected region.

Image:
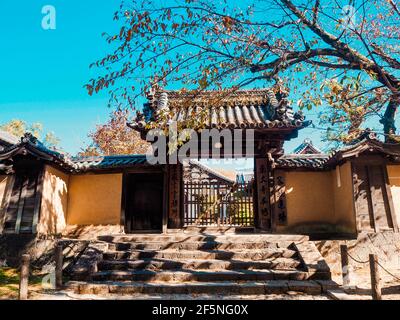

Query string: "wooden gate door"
[[353, 162, 396, 232], [2, 165, 43, 234], [183, 181, 254, 227], [125, 172, 164, 232]]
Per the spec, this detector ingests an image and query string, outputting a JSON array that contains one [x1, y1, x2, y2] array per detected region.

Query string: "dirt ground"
[[330, 268, 400, 300], [0, 268, 52, 300]]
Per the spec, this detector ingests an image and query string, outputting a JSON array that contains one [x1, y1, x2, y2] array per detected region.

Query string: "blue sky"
[[0, 0, 323, 155], [0, 1, 119, 154]]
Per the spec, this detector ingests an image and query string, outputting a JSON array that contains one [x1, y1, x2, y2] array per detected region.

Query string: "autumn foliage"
[[86, 0, 400, 142], [79, 110, 150, 156]]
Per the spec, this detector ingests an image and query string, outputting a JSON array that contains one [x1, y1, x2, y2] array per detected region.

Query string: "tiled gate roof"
[[130, 88, 310, 131]]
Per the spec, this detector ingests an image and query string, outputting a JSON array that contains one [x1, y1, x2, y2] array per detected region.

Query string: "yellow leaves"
[[335, 19, 343, 29], [356, 106, 365, 114], [366, 69, 378, 80], [198, 76, 208, 89], [297, 99, 304, 108], [330, 80, 343, 95]]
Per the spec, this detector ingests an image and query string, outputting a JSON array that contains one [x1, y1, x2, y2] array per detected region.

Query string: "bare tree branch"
[[371, 43, 400, 70], [312, 0, 320, 25]]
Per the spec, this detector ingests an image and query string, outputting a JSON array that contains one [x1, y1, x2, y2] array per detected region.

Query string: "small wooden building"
[[0, 88, 400, 238]]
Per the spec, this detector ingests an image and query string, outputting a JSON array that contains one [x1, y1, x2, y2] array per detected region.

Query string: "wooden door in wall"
[[353, 163, 396, 232], [2, 166, 43, 234], [125, 173, 164, 232]]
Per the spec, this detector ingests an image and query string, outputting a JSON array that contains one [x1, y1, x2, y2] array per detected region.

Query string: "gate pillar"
[[254, 157, 273, 231], [254, 138, 285, 232], [167, 164, 183, 229]]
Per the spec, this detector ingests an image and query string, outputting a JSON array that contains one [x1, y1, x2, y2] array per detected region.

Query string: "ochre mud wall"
[[38, 165, 69, 235], [280, 162, 356, 235], [331, 162, 356, 234], [67, 173, 123, 226], [387, 165, 400, 228]]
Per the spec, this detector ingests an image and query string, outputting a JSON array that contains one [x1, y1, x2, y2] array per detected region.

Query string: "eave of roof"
[[2, 132, 400, 173], [277, 153, 329, 169], [278, 134, 400, 170], [0, 134, 150, 174], [0, 130, 19, 146], [129, 87, 309, 132], [188, 159, 236, 183], [72, 154, 148, 171]]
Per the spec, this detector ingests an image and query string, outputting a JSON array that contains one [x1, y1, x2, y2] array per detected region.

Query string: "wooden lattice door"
[[2, 166, 43, 234], [353, 162, 396, 232]]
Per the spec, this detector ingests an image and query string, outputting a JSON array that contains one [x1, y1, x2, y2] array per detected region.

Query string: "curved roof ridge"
[[189, 159, 236, 183]]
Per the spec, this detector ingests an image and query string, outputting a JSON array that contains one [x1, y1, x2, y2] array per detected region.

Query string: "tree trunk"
[[381, 96, 400, 142]]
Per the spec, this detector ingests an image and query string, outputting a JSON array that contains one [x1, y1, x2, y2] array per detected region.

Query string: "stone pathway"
[[29, 290, 331, 300]]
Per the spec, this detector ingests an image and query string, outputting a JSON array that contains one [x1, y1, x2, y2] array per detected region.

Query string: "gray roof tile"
[[130, 88, 309, 130]]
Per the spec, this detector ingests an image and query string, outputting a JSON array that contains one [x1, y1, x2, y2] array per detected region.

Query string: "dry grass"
[[0, 268, 49, 300]]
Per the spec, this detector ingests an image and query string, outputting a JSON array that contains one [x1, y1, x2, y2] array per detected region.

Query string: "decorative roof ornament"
[[145, 76, 162, 109], [346, 128, 378, 146], [265, 89, 278, 119], [273, 78, 295, 122], [21, 132, 38, 144], [156, 92, 169, 113]]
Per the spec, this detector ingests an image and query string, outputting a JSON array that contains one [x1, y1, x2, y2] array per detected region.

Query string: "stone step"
[[103, 249, 298, 261], [66, 280, 327, 295], [98, 234, 307, 244], [65, 292, 331, 300], [89, 269, 321, 282], [97, 257, 302, 271], [107, 241, 284, 251]]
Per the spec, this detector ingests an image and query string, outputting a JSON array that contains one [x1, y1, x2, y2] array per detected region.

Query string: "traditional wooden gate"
[[183, 181, 254, 226], [2, 164, 43, 234], [353, 161, 397, 232]]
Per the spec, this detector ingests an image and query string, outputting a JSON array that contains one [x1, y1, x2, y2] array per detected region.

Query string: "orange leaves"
[[85, 84, 94, 96], [126, 29, 133, 41], [198, 76, 208, 89], [85, 110, 150, 156], [222, 16, 235, 32]]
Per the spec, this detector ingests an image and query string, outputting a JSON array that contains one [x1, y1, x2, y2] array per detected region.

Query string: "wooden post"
[[369, 254, 382, 300], [340, 245, 351, 287], [55, 243, 64, 289], [19, 254, 30, 300]]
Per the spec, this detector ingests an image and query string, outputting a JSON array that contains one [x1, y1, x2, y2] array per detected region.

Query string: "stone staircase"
[[65, 233, 337, 297]]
